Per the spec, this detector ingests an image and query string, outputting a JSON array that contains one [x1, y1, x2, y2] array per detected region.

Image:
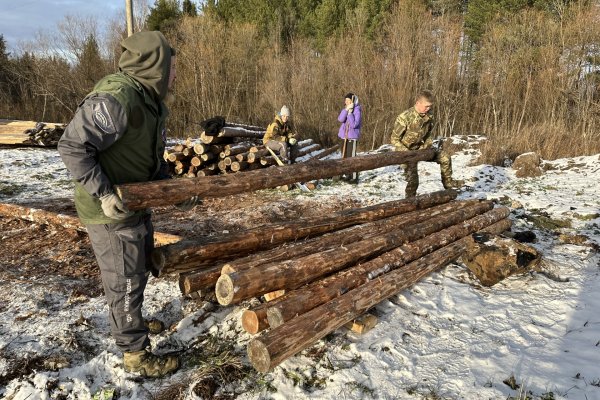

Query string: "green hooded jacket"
[[58, 31, 173, 225]]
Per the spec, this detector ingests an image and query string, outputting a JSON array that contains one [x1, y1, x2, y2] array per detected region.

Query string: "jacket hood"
[[118, 31, 173, 101]]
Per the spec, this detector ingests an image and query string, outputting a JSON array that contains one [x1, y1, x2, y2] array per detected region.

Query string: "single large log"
[[218, 126, 264, 139], [295, 144, 321, 158], [242, 303, 271, 334], [311, 145, 340, 160], [116, 149, 436, 210], [225, 122, 266, 132], [178, 265, 221, 296], [266, 207, 510, 328], [0, 203, 181, 246], [152, 190, 456, 275], [247, 218, 512, 372], [216, 201, 493, 305]]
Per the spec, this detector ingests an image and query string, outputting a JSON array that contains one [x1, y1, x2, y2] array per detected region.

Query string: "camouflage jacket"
[[390, 107, 434, 151], [263, 114, 296, 144]]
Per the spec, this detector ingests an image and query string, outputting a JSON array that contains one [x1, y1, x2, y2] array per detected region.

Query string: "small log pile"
[[164, 123, 335, 178], [0, 119, 65, 147], [23, 122, 66, 146]]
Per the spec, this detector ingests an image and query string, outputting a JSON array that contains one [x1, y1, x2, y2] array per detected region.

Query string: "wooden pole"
[[116, 149, 436, 210], [125, 0, 134, 37], [266, 207, 510, 328], [216, 201, 493, 305], [152, 190, 456, 275], [247, 218, 512, 372]]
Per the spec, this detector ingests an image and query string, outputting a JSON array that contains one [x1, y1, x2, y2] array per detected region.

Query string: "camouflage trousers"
[[400, 149, 453, 197]]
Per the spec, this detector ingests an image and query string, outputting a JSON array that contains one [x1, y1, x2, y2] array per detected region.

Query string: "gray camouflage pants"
[[86, 214, 153, 353]]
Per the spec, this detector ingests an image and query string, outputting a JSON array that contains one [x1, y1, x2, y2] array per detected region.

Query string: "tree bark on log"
[[225, 122, 265, 132], [218, 126, 264, 139], [0, 203, 181, 246], [311, 145, 340, 160], [182, 199, 474, 295], [221, 198, 476, 276], [247, 218, 512, 372], [295, 144, 321, 158], [152, 190, 456, 275], [216, 201, 493, 305], [266, 207, 510, 328], [178, 265, 221, 295], [116, 149, 436, 210]]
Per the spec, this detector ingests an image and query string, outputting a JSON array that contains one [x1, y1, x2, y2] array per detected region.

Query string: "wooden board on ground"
[[344, 313, 378, 334]]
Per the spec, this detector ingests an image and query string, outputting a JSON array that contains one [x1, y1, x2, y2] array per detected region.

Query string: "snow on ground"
[[1, 136, 600, 399]]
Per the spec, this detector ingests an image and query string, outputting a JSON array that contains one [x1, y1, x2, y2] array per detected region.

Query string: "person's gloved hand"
[[345, 104, 354, 113], [288, 137, 297, 146], [176, 196, 202, 212], [100, 193, 134, 220]]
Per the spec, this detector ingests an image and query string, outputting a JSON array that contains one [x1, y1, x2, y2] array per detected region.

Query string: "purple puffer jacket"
[[337, 104, 362, 140]]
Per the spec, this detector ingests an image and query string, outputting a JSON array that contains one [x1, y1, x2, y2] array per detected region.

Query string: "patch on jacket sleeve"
[[92, 101, 116, 134]]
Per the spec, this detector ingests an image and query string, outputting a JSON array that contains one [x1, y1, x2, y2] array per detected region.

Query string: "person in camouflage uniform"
[[58, 31, 199, 378], [263, 105, 299, 163], [390, 90, 463, 197]]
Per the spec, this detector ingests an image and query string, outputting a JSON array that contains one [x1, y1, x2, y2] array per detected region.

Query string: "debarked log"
[[152, 190, 456, 275], [215, 201, 493, 305], [116, 149, 436, 210], [246, 218, 512, 372], [266, 207, 510, 328]]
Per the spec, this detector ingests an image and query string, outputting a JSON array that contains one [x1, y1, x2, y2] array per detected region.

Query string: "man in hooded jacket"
[[58, 31, 197, 378]]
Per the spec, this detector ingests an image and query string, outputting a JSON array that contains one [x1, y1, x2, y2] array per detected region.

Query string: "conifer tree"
[[146, 0, 181, 32]]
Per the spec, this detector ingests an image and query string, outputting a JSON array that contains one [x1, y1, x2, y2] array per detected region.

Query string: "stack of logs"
[[24, 122, 66, 146], [149, 189, 511, 372], [164, 123, 338, 179]]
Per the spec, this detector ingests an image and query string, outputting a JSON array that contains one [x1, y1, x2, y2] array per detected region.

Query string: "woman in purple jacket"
[[338, 92, 362, 182]]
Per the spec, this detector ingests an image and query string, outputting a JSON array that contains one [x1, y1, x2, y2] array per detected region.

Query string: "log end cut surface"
[[215, 274, 235, 305], [266, 307, 285, 328], [247, 339, 271, 373], [242, 309, 262, 334]]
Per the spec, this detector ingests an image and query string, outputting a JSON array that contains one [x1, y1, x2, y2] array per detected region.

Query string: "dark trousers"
[[86, 214, 153, 353], [342, 139, 359, 181]]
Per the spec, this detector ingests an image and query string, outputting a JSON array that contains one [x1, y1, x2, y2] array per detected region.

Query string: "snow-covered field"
[[1, 136, 600, 400]]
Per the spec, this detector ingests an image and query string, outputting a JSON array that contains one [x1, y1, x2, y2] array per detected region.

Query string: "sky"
[[0, 0, 127, 52]]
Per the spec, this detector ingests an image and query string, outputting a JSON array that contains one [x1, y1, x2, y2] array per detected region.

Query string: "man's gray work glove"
[[288, 137, 297, 146], [431, 139, 443, 152], [100, 193, 134, 220], [176, 196, 202, 212]]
